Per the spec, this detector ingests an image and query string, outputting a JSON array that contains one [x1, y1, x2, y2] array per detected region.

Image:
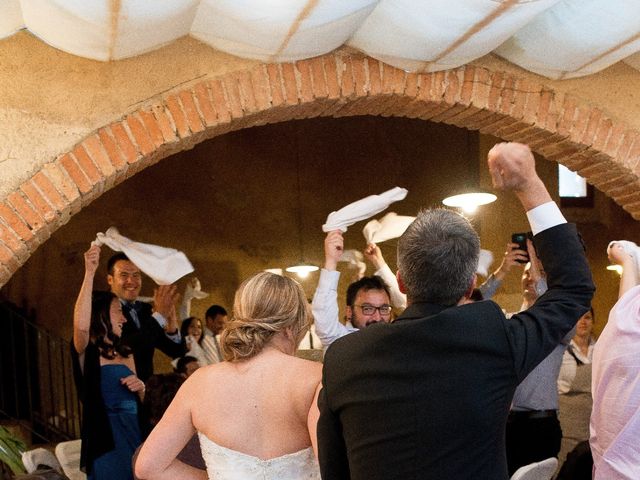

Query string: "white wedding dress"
[[198, 432, 321, 480]]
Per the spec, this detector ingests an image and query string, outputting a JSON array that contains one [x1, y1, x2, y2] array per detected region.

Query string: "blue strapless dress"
[[89, 364, 141, 480]]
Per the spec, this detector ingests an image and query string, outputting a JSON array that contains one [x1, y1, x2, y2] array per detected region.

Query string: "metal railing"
[[0, 301, 81, 445]]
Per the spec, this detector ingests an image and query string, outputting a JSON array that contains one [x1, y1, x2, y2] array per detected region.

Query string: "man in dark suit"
[[317, 142, 595, 480], [107, 253, 186, 382]]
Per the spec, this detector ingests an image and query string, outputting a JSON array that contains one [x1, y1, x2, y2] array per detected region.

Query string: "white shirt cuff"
[[318, 268, 340, 289], [526, 201, 566, 236]]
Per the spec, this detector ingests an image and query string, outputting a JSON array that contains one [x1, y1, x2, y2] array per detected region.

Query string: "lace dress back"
[[197, 432, 320, 480]]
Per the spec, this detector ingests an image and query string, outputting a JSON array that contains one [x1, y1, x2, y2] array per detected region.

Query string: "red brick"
[[42, 163, 81, 211], [151, 105, 178, 143], [72, 145, 102, 186], [510, 80, 527, 120], [209, 79, 232, 124], [280, 63, 300, 105], [138, 109, 166, 148], [31, 171, 67, 213], [194, 82, 218, 127], [617, 130, 639, 166], [179, 90, 205, 132], [0, 220, 28, 257], [558, 97, 578, 137], [266, 64, 285, 106], [165, 95, 190, 138], [443, 70, 461, 105], [0, 203, 33, 242], [7, 191, 45, 232], [126, 114, 155, 155], [430, 70, 446, 102], [580, 108, 603, 146], [471, 67, 491, 110], [339, 57, 355, 98], [459, 66, 475, 105], [404, 72, 419, 98], [19, 180, 57, 223], [521, 80, 542, 125], [498, 76, 516, 115], [98, 128, 127, 170], [591, 118, 613, 152], [487, 71, 505, 111], [0, 243, 19, 272], [249, 65, 272, 111], [352, 56, 369, 97], [322, 56, 341, 100], [59, 153, 92, 194], [0, 264, 11, 286], [534, 89, 553, 129], [602, 122, 627, 158], [309, 57, 328, 99], [295, 59, 315, 103], [626, 137, 640, 172], [380, 62, 396, 95], [83, 135, 116, 182], [570, 105, 592, 142], [222, 75, 244, 118], [110, 123, 139, 165]]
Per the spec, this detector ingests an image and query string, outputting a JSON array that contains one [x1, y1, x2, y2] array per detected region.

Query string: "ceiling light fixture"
[[442, 192, 497, 214], [286, 128, 318, 278]]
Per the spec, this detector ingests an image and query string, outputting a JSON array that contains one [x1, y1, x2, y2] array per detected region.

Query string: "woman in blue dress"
[[72, 244, 145, 479]]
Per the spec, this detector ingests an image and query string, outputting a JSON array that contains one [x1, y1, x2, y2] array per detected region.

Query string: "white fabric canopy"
[[2, 0, 640, 79], [322, 187, 408, 233], [93, 226, 194, 285]]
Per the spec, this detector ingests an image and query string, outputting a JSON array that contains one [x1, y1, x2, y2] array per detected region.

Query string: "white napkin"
[[362, 212, 416, 244], [339, 249, 367, 278], [322, 187, 408, 233], [184, 277, 209, 300], [94, 227, 194, 285], [608, 240, 640, 285], [476, 249, 494, 277]]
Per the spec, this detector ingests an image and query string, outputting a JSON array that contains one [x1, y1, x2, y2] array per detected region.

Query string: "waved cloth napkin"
[[362, 212, 416, 244], [476, 249, 494, 277], [322, 187, 408, 233], [339, 249, 366, 278], [94, 227, 194, 285]]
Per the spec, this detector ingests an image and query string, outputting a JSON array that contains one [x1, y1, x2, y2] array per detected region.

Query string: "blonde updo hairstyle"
[[221, 272, 311, 362]]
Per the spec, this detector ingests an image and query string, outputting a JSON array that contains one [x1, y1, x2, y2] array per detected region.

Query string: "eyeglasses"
[[354, 304, 392, 316]]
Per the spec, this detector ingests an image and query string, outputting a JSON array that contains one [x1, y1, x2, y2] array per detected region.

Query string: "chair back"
[[510, 457, 558, 480]]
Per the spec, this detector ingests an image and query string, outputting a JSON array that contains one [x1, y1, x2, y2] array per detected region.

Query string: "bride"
[[135, 272, 322, 480]]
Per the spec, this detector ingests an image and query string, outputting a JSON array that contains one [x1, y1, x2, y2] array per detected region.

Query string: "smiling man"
[[107, 253, 186, 382], [312, 230, 393, 349]]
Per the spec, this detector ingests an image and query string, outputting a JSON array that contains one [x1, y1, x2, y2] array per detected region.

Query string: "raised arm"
[[608, 242, 638, 298], [73, 244, 100, 356], [312, 231, 355, 348], [364, 243, 407, 309], [488, 142, 594, 377]]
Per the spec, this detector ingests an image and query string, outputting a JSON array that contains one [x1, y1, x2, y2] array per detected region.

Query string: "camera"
[[511, 232, 532, 264]]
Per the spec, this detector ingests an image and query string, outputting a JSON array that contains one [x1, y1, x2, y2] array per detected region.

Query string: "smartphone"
[[511, 232, 531, 264]]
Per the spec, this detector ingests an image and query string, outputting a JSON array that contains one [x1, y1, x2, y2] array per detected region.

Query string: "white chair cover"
[[510, 457, 558, 480]]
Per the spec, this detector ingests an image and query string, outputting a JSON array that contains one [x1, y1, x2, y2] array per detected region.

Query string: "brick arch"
[[1, 52, 640, 285]]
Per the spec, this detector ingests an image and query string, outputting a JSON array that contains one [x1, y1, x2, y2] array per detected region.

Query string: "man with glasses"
[[312, 230, 393, 349]]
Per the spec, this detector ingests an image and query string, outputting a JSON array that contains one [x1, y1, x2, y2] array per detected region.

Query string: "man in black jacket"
[[107, 253, 186, 382], [317, 142, 595, 480]]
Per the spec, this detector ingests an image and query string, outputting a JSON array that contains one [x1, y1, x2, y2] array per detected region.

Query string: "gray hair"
[[397, 208, 480, 306]]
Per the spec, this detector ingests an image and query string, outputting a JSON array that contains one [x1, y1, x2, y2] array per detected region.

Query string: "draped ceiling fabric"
[[1, 0, 640, 80]]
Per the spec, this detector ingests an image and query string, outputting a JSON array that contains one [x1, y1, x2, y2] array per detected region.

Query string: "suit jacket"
[[317, 223, 594, 480], [120, 301, 186, 382]]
